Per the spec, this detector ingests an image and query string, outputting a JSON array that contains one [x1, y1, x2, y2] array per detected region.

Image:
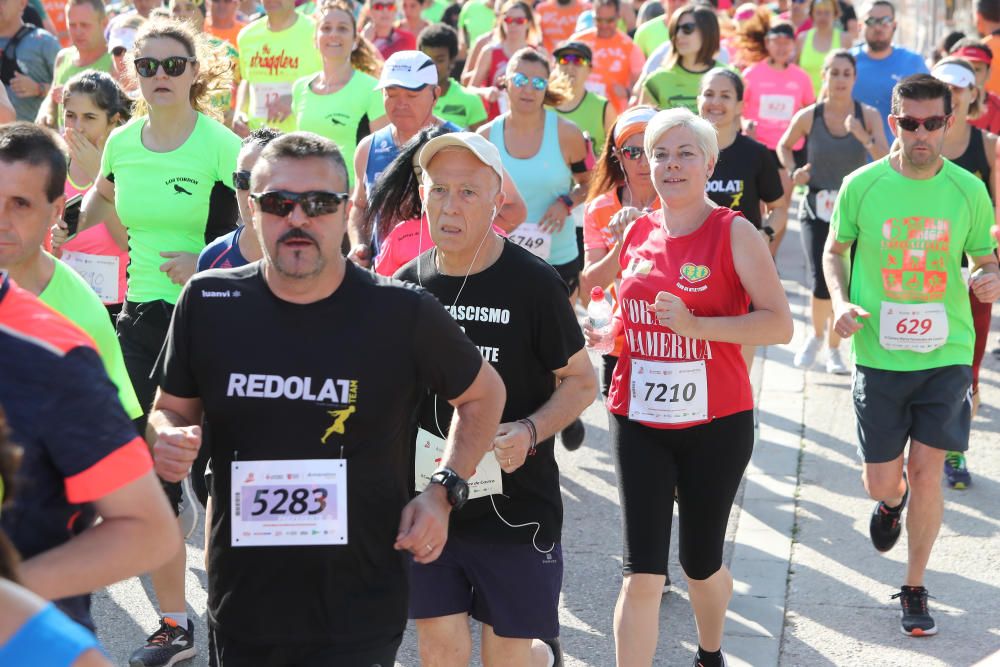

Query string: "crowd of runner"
[[0, 0, 997, 664]]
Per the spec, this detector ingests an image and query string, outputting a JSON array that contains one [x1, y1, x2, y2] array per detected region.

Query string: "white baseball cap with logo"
[[376, 51, 439, 90], [417, 132, 504, 187]]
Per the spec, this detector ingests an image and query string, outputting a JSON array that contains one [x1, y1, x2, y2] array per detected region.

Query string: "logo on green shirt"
[[249, 44, 301, 76]]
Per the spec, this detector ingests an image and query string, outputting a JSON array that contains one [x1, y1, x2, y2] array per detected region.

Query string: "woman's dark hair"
[[368, 125, 454, 242], [700, 66, 744, 101], [667, 4, 720, 68], [62, 70, 133, 124], [0, 406, 24, 583]]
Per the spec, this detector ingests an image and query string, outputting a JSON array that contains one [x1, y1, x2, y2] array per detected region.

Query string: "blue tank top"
[[0, 603, 104, 666], [364, 121, 461, 252], [490, 110, 577, 266]]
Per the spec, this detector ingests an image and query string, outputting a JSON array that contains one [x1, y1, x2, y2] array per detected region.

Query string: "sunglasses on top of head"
[[134, 56, 197, 78], [676, 21, 697, 35], [503, 15, 528, 24], [557, 53, 590, 67], [509, 72, 547, 91], [251, 190, 350, 217], [893, 115, 949, 132]]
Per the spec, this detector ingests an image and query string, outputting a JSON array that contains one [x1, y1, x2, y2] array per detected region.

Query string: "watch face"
[[456, 484, 469, 502]]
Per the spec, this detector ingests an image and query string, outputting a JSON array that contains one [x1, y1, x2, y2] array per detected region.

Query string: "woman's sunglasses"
[[251, 190, 350, 217], [503, 15, 528, 25], [617, 145, 644, 161], [557, 54, 590, 67], [893, 115, 949, 132], [372, 1, 395, 9], [676, 21, 697, 35], [510, 72, 547, 91], [134, 56, 197, 78]]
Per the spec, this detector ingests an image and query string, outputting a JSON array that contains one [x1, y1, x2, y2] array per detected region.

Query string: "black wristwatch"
[[429, 467, 469, 511], [761, 225, 776, 242]]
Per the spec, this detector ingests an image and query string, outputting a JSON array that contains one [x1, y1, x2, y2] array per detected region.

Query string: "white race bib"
[[252, 82, 292, 120], [414, 428, 502, 499], [628, 358, 708, 424], [759, 94, 795, 122], [879, 301, 949, 353], [584, 79, 608, 98], [815, 189, 837, 223], [230, 459, 347, 547], [61, 250, 119, 304], [509, 223, 552, 260]]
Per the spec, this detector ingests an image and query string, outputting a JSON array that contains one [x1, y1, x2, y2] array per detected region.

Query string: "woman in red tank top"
[[468, 0, 543, 119], [587, 108, 792, 667]]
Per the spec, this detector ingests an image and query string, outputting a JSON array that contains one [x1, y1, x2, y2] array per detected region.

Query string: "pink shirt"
[[60, 224, 129, 306], [741, 60, 815, 150], [375, 215, 508, 277]]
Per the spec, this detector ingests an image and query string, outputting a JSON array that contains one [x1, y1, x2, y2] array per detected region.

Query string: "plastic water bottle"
[[588, 286, 614, 355]]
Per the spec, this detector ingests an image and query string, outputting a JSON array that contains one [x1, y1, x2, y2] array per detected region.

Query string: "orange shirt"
[[536, 1, 587, 52], [570, 27, 645, 113], [986, 33, 1000, 95], [43, 0, 69, 47], [206, 17, 246, 49]]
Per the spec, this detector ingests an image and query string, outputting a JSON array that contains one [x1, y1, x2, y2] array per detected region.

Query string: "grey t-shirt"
[[0, 25, 60, 121]]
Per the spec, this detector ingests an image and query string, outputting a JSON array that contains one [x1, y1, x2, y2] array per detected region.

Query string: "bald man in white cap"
[[395, 132, 596, 667]]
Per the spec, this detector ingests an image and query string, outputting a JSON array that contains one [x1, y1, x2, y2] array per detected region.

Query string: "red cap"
[[591, 286, 605, 301], [953, 45, 992, 65]]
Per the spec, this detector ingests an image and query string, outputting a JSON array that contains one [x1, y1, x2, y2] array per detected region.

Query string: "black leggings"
[[610, 410, 754, 580], [117, 299, 183, 514], [800, 216, 831, 299]]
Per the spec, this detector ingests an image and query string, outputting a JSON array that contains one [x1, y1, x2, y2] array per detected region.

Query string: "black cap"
[[766, 23, 796, 39], [553, 40, 593, 61]]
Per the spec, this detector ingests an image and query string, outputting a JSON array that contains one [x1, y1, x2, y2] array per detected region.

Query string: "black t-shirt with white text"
[[396, 241, 585, 546], [706, 133, 784, 228], [158, 261, 483, 647]]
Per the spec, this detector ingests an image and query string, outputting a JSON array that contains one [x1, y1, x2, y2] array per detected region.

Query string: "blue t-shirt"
[[0, 603, 104, 666], [849, 45, 928, 141], [0, 25, 61, 121], [198, 226, 250, 272]]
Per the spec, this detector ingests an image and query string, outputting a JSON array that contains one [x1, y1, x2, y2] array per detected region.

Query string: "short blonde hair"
[[644, 107, 719, 165]]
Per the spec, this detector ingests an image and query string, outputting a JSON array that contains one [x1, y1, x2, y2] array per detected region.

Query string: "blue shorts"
[[408, 537, 563, 639]]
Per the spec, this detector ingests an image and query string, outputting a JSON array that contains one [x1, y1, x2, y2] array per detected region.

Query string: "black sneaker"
[[891, 586, 937, 637], [540, 637, 564, 667], [869, 476, 909, 553], [128, 617, 196, 667], [560, 418, 585, 451], [693, 650, 729, 667]]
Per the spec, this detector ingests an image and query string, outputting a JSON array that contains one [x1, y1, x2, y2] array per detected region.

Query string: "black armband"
[[570, 159, 588, 173]]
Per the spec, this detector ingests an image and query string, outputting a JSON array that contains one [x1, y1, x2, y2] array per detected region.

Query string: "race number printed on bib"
[[628, 358, 708, 424], [61, 250, 119, 304], [414, 428, 502, 498], [509, 222, 552, 260], [230, 459, 347, 547], [759, 94, 795, 122], [879, 301, 949, 353], [252, 82, 292, 119], [815, 189, 837, 222]]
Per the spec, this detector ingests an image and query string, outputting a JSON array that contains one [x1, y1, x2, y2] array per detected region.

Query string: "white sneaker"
[[794, 336, 822, 369], [825, 348, 849, 375]]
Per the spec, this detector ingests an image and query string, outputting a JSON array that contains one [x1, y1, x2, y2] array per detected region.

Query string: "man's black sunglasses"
[[250, 190, 350, 217]]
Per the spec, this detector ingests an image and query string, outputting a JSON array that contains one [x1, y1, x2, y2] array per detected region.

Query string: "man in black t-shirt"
[[395, 132, 595, 666], [150, 132, 506, 666]]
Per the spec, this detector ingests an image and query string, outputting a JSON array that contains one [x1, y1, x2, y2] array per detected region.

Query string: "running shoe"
[[869, 475, 908, 553], [944, 452, 971, 489], [560, 418, 585, 451], [128, 617, 196, 667], [825, 348, 849, 375], [891, 586, 937, 637], [793, 336, 822, 369], [693, 650, 729, 667], [540, 637, 564, 667]]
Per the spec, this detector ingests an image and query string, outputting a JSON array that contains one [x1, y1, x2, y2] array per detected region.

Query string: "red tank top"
[[485, 46, 509, 120], [606, 207, 752, 429]]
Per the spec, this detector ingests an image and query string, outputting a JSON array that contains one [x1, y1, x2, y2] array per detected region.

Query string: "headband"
[[613, 106, 657, 149]]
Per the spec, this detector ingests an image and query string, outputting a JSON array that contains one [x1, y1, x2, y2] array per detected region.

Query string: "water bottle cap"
[[590, 286, 605, 300]]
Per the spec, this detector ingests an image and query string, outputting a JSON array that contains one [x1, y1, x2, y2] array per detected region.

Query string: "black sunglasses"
[[893, 114, 949, 132], [232, 170, 251, 191], [864, 15, 893, 27], [617, 145, 644, 160], [134, 56, 197, 78], [251, 190, 350, 217], [676, 21, 697, 35]]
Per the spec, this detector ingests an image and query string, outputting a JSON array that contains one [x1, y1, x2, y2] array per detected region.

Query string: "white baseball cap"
[[417, 132, 504, 186], [931, 61, 976, 90], [376, 51, 439, 90], [108, 26, 138, 55]]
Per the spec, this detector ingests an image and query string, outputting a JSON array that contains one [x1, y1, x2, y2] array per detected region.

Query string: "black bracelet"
[[517, 417, 537, 455]]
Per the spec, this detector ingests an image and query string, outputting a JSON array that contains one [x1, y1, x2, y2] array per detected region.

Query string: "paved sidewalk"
[[93, 217, 1000, 665]]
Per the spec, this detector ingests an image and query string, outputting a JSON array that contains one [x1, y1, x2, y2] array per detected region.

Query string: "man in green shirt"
[[420, 23, 488, 130], [36, 0, 112, 129], [825, 74, 1000, 639], [0, 122, 141, 420]]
